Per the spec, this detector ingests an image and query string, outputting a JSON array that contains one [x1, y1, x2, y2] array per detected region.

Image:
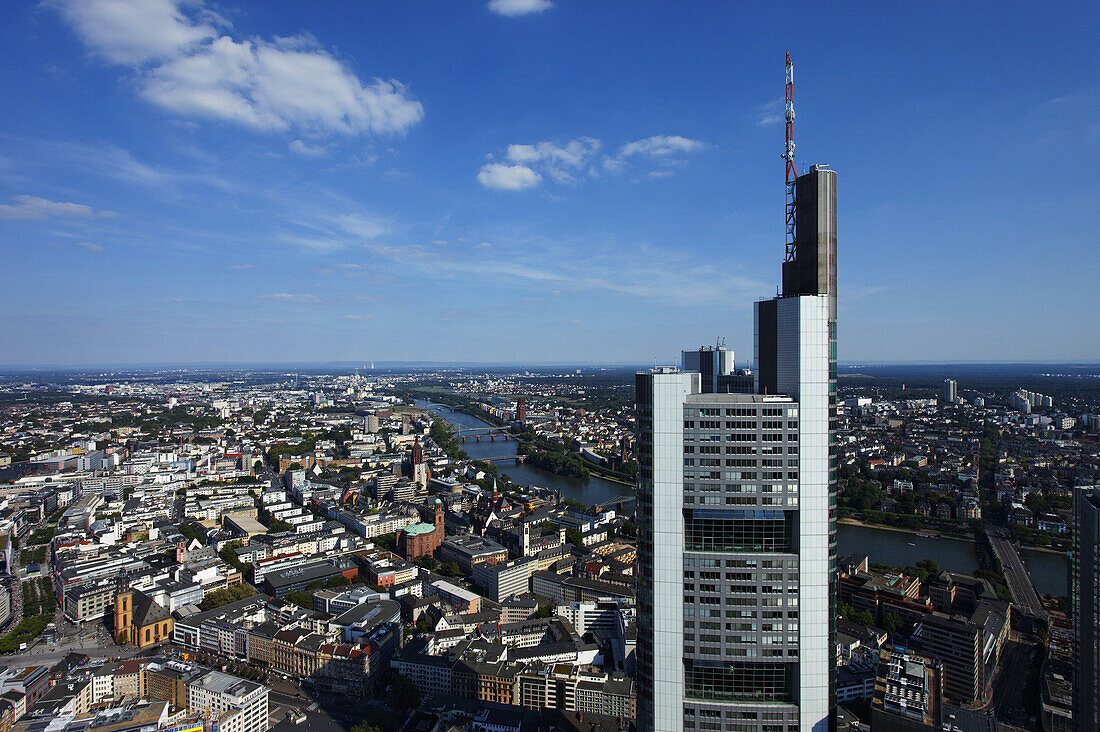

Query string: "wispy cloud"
[[362, 235, 762, 307], [53, 0, 424, 138], [619, 135, 703, 157], [755, 99, 783, 126], [480, 135, 704, 189], [75, 241, 104, 252], [0, 195, 117, 220], [260, 293, 318, 303], [488, 0, 553, 17], [289, 139, 329, 157]]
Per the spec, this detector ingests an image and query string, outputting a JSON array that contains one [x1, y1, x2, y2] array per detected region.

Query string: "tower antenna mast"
[[784, 53, 796, 262]]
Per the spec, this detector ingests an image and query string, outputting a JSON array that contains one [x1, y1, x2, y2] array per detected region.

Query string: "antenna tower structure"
[[784, 53, 797, 262]]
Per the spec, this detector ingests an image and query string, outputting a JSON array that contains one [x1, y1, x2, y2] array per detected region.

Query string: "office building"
[[943, 380, 957, 406], [1073, 486, 1100, 732], [635, 165, 837, 732], [187, 671, 268, 732], [910, 602, 1008, 705], [870, 649, 942, 732]]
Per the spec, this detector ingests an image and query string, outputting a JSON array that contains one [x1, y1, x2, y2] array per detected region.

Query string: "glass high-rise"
[[636, 165, 837, 732]]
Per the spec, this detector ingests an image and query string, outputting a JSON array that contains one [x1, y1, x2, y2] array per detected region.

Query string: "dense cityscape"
[[0, 358, 1096, 731], [3, 2, 1097, 732]]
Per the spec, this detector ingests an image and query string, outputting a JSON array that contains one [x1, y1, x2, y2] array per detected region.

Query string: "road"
[[987, 529, 1045, 618]]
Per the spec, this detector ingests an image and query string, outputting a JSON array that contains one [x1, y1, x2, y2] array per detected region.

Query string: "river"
[[416, 400, 1068, 597], [415, 400, 630, 508], [837, 523, 1068, 598]]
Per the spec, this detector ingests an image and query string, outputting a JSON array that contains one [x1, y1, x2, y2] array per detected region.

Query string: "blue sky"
[[1, 0, 1097, 366]]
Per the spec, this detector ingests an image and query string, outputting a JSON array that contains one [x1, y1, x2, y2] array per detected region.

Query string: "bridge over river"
[[987, 528, 1046, 619]]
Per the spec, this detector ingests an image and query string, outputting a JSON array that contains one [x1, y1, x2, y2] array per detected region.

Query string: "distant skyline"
[[2, 1, 1098, 365]]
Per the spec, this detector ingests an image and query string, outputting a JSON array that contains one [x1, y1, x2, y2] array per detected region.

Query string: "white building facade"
[[636, 166, 837, 732]]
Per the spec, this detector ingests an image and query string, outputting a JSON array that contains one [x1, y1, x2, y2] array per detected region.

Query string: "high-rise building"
[[1073, 486, 1100, 731], [681, 346, 755, 394], [636, 165, 837, 732], [943, 379, 957, 406]]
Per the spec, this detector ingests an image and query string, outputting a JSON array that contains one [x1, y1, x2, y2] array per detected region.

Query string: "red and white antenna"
[[784, 53, 796, 262]]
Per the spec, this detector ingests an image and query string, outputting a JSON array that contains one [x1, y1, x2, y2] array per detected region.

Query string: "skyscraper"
[[943, 379, 957, 406], [1073, 486, 1100, 732], [636, 165, 837, 732]]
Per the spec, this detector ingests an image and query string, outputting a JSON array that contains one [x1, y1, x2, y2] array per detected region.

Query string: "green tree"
[[565, 528, 584, 548], [437, 562, 461, 578], [219, 541, 246, 573], [915, 559, 940, 581], [198, 584, 256, 611], [284, 591, 314, 610]]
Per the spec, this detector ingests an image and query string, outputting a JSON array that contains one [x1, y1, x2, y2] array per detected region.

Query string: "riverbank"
[[415, 399, 628, 508], [838, 517, 973, 542]]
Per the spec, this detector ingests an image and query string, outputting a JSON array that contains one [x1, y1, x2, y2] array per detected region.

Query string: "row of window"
[[686, 496, 795, 507], [684, 557, 796, 570], [683, 510, 797, 553], [685, 420, 797, 430], [692, 407, 792, 417], [684, 661, 796, 703]]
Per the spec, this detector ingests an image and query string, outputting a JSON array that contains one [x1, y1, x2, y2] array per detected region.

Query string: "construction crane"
[[784, 52, 797, 262]]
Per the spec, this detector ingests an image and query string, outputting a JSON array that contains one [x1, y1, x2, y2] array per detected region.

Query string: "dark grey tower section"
[[782, 165, 838, 319], [756, 299, 778, 396], [759, 164, 838, 398], [1074, 488, 1100, 731]]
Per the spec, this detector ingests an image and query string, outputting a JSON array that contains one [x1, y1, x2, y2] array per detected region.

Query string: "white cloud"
[[76, 241, 104, 252], [477, 163, 541, 190], [289, 139, 328, 157], [53, 0, 216, 64], [336, 214, 387, 239], [619, 135, 703, 157], [261, 293, 318, 302], [54, 0, 424, 137], [505, 137, 600, 182], [342, 314, 374, 320], [488, 0, 553, 17], [484, 134, 703, 188], [0, 195, 117, 220], [601, 157, 627, 175], [228, 264, 255, 270]]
